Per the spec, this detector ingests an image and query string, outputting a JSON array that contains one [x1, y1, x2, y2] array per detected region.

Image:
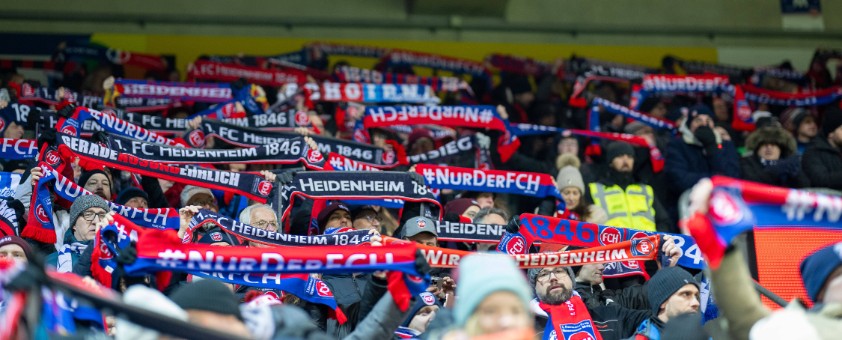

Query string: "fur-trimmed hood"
[[745, 126, 797, 158]]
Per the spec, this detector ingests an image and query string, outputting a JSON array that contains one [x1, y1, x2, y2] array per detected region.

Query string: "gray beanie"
[[69, 194, 110, 225], [645, 267, 698, 314], [556, 166, 585, 194]]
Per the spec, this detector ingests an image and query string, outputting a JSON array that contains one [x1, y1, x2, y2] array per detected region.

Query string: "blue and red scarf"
[[334, 65, 467, 92], [414, 164, 564, 202], [284, 82, 440, 104], [684, 176, 842, 269], [498, 214, 704, 279], [55, 134, 274, 203], [363, 105, 508, 132], [23, 162, 179, 243], [127, 229, 429, 311], [102, 133, 326, 169], [110, 79, 233, 103], [590, 97, 678, 134], [381, 49, 489, 78], [58, 106, 187, 147], [188, 84, 267, 119], [540, 294, 604, 340], [0, 139, 37, 160], [188, 60, 308, 86], [509, 123, 665, 172]]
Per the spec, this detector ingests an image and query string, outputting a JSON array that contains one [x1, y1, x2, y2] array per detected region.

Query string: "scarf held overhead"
[[56, 134, 273, 203]]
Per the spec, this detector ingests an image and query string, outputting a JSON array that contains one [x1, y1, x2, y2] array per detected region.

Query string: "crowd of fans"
[[0, 42, 840, 339]]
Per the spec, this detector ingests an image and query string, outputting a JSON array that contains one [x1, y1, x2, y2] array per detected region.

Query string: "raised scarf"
[[510, 123, 665, 173], [58, 106, 186, 147], [0, 139, 37, 160], [307, 42, 389, 59], [276, 171, 440, 226], [127, 229, 428, 311], [102, 133, 325, 169], [684, 176, 842, 269], [406, 136, 490, 169], [590, 97, 678, 134], [434, 221, 506, 243], [334, 65, 467, 92], [486, 53, 554, 77], [380, 50, 489, 78], [414, 164, 564, 201], [363, 105, 508, 132], [408, 236, 661, 269], [184, 209, 374, 247], [282, 82, 440, 104], [55, 134, 273, 203], [194, 118, 405, 167], [110, 79, 232, 103], [188, 60, 308, 86], [59, 43, 167, 71]]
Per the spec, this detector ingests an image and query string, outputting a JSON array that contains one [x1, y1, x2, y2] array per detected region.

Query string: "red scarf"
[[539, 295, 603, 340]]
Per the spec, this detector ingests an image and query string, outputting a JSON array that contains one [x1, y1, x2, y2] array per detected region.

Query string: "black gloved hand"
[[408, 172, 426, 188], [91, 131, 108, 144], [37, 128, 57, 146], [693, 125, 717, 147], [505, 215, 521, 233], [57, 103, 77, 117], [414, 249, 431, 276], [116, 241, 138, 265]]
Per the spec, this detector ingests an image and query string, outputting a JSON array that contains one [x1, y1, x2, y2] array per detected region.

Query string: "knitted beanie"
[[169, 279, 243, 320], [69, 195, 110, 226], [453, 254, 533, 326], [646, 267, 699, 314]]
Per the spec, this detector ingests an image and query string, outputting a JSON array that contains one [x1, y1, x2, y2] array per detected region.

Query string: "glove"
[[37, 128, 57, 146], [505, 215, 521, 233], [414, 249, 431, 276], [408, 172, 426, 188], [57, 103, 77, 118], [116, 242, 138, 265], [693, 126, 717, 147], [91, 131, 109, 144]]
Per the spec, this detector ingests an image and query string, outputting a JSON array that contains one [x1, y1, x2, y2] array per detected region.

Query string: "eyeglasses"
[[188, 198, 216, 208], [253, 220, 279, 230], [536, 268, 569, 282], [359, 214, 382, 223], [82, 210, 108, 221]]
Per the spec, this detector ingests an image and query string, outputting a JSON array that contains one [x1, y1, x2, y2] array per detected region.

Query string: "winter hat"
[[179, 185, 215, 207], [443, 198, 479, 222], [316, 202, 351, 229], [527, 265, 576, 292], [556, 166, 585, 194], [170, 279, 243, 320], [624, 121, 652, 136], [78, 169, 110, 189], [745, 126, 797, 158], [799, 242, 842, 303], [454, 254, 532, 326], [116, 285, 188, 340], [555, 153, 581, 170], [0, 103, 27, 136], [69, 194, 110, 226], [407, 128, 434, 147], [402, 216, 437, 238], [0, 235, 33, 260], [116, 187, 148, 206], [196, 227, 240, 246], [646, 267, 699, 314], [822, 106, 842, 136], [605, 141, 635, 162], [684, 104, 713, 129], [781, 107, 809, 131]]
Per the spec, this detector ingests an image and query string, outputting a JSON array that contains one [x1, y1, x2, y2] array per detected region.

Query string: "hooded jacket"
[[740, 126, 810, 188], [664, 123, 740, 195], [802, 137, 842, 190]]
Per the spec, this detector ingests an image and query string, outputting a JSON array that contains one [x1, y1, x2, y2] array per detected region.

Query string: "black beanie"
[[169, 279, 242, 320], [606, 141, 635, 163], [645, 267, 698, 314], [822, 106, 842, 137]]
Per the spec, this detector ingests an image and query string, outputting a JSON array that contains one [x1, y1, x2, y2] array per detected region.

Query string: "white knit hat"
[[555, 166, 585, 194]]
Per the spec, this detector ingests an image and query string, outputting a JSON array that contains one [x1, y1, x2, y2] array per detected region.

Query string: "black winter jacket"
[[802, 138, 842, 190]]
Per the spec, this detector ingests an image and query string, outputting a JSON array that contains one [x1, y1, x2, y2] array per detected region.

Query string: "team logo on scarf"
[[684, 176, 842, 269]]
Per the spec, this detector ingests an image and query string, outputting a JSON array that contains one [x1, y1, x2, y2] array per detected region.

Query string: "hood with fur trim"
[[745, 126, 797, 158]]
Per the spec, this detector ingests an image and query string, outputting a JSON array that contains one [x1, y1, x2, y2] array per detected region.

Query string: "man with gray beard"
[[528, 265, 651, 340]]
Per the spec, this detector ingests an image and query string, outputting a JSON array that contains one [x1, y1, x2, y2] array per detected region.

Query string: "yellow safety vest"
[[588, 183, 657, 231]]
